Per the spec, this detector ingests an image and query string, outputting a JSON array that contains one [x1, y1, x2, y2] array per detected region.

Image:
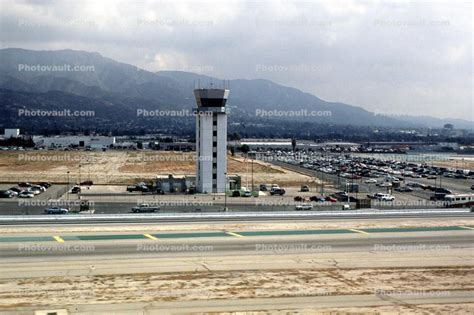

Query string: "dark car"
[[435, 187, 452, 194], [39, 182, 52, 188], [231, 190, 241, 197], [70, 186, 81, 194], [395, 186, 413, 192], [0, 190, 14, 198], [310, 196, 325, 202], [9, 187, 23, 193], [18, 182, 31, 187]]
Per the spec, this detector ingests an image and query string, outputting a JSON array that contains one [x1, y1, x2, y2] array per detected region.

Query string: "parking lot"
[[256, 150, 473, 207]]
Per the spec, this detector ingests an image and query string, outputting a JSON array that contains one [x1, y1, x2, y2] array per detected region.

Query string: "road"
[[0, 209, 472, 225]]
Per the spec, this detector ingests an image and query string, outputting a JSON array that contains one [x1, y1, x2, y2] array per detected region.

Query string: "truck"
[[127, 182, 150, 193], [131, 203, 160, 213]]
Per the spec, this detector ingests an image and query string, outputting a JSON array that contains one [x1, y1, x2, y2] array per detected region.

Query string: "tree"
[[240, 144, 250, 154]]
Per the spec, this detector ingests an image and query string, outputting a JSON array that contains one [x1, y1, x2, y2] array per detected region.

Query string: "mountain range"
[[0, 48, 472, 137]]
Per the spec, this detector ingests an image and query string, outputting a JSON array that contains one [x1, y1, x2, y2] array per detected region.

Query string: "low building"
[[34, 135, 116, 149], [3, 128, 20, 138], [155, 174, 240, 193]]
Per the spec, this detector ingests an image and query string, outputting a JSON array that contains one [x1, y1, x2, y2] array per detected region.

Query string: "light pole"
[[66, 171, 70, 204], [224, 172, 227, 212]]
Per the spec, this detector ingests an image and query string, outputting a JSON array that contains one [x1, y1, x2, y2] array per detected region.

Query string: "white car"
[[6, 190, 18, 196], [380, 195, 395, 201], [27, 188, 41, 195], [379, 182, 393, 187], [18, 191, 34, 198], [31, 185, 46, 192], [365, 179, 377, 184], [242, 190, 252, 197], [295, 203, 313, 210]]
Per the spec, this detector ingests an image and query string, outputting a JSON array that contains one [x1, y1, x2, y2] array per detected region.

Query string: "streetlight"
[[224, 172, 227, 212], [66, 171, 70, 204]]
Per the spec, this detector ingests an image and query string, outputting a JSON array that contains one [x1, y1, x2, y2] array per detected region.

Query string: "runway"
[[1, 220, 473, 313]]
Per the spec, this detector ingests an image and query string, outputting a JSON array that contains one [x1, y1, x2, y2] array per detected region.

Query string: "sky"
[[1, 0, 472, 120]]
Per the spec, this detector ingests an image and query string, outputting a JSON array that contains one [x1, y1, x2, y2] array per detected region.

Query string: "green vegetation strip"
[[361, 226, 467, 233], [152, 232, 229, 239], [238, 229, 355, 237], [0, 226, 472, 243], [0, 236, 54, 243]]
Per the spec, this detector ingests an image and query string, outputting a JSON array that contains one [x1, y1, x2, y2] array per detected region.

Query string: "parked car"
[[310, 196, 325, 202], [0, 190, 14, 198], [435, 187, 452, 194], [27, 188, 41, 195], [375, 193, 395, 201], [70, 186, 81, 194], [242, 190, 252, 197], [395, 186, 413, 192], [300, 185, 309, 192], [295, 203, 313, 211], [18, 182, 31, 187], [231, 190, 241, 197], [270, 187, 286, 195], [325, 196, 337, 202], [365, 179, 377, 184], [44, 207, 68, 214], [39, 182, 52, 188], [259, 184, 269, 191], [131, 203, 159, 213], [31, 185, 46, 192], [9, 187, 23, 193], [18, 191, 34, 198]]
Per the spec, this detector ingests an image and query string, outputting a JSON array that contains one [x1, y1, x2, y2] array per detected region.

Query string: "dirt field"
[[0, 151, 312, 186], [1, 266, 472, 310]]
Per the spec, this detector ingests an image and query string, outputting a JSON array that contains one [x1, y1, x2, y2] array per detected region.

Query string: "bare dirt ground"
[[0, 151, 312, 186], [0, 266, 472, 310]]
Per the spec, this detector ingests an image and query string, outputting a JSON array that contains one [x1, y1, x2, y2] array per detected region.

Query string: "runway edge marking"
[[348, 228, 370, 235], [53, 236, 65, 243], [225, 231, 244, 238], [144, 234, 158, 240]]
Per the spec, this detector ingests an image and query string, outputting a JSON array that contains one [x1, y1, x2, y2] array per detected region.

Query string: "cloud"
[[0, 0, 472, 120]]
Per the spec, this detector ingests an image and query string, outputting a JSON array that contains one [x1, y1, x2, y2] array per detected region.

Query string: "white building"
[[194, 88, 229, 193], [34, 135, 115, 149], [4, 128, 20, 138]]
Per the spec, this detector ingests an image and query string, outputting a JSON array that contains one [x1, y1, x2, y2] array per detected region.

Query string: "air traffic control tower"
[[194, 88, 229, 193]]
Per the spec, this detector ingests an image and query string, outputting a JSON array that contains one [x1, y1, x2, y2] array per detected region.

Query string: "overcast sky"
[[1, 0, 472, 120]]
